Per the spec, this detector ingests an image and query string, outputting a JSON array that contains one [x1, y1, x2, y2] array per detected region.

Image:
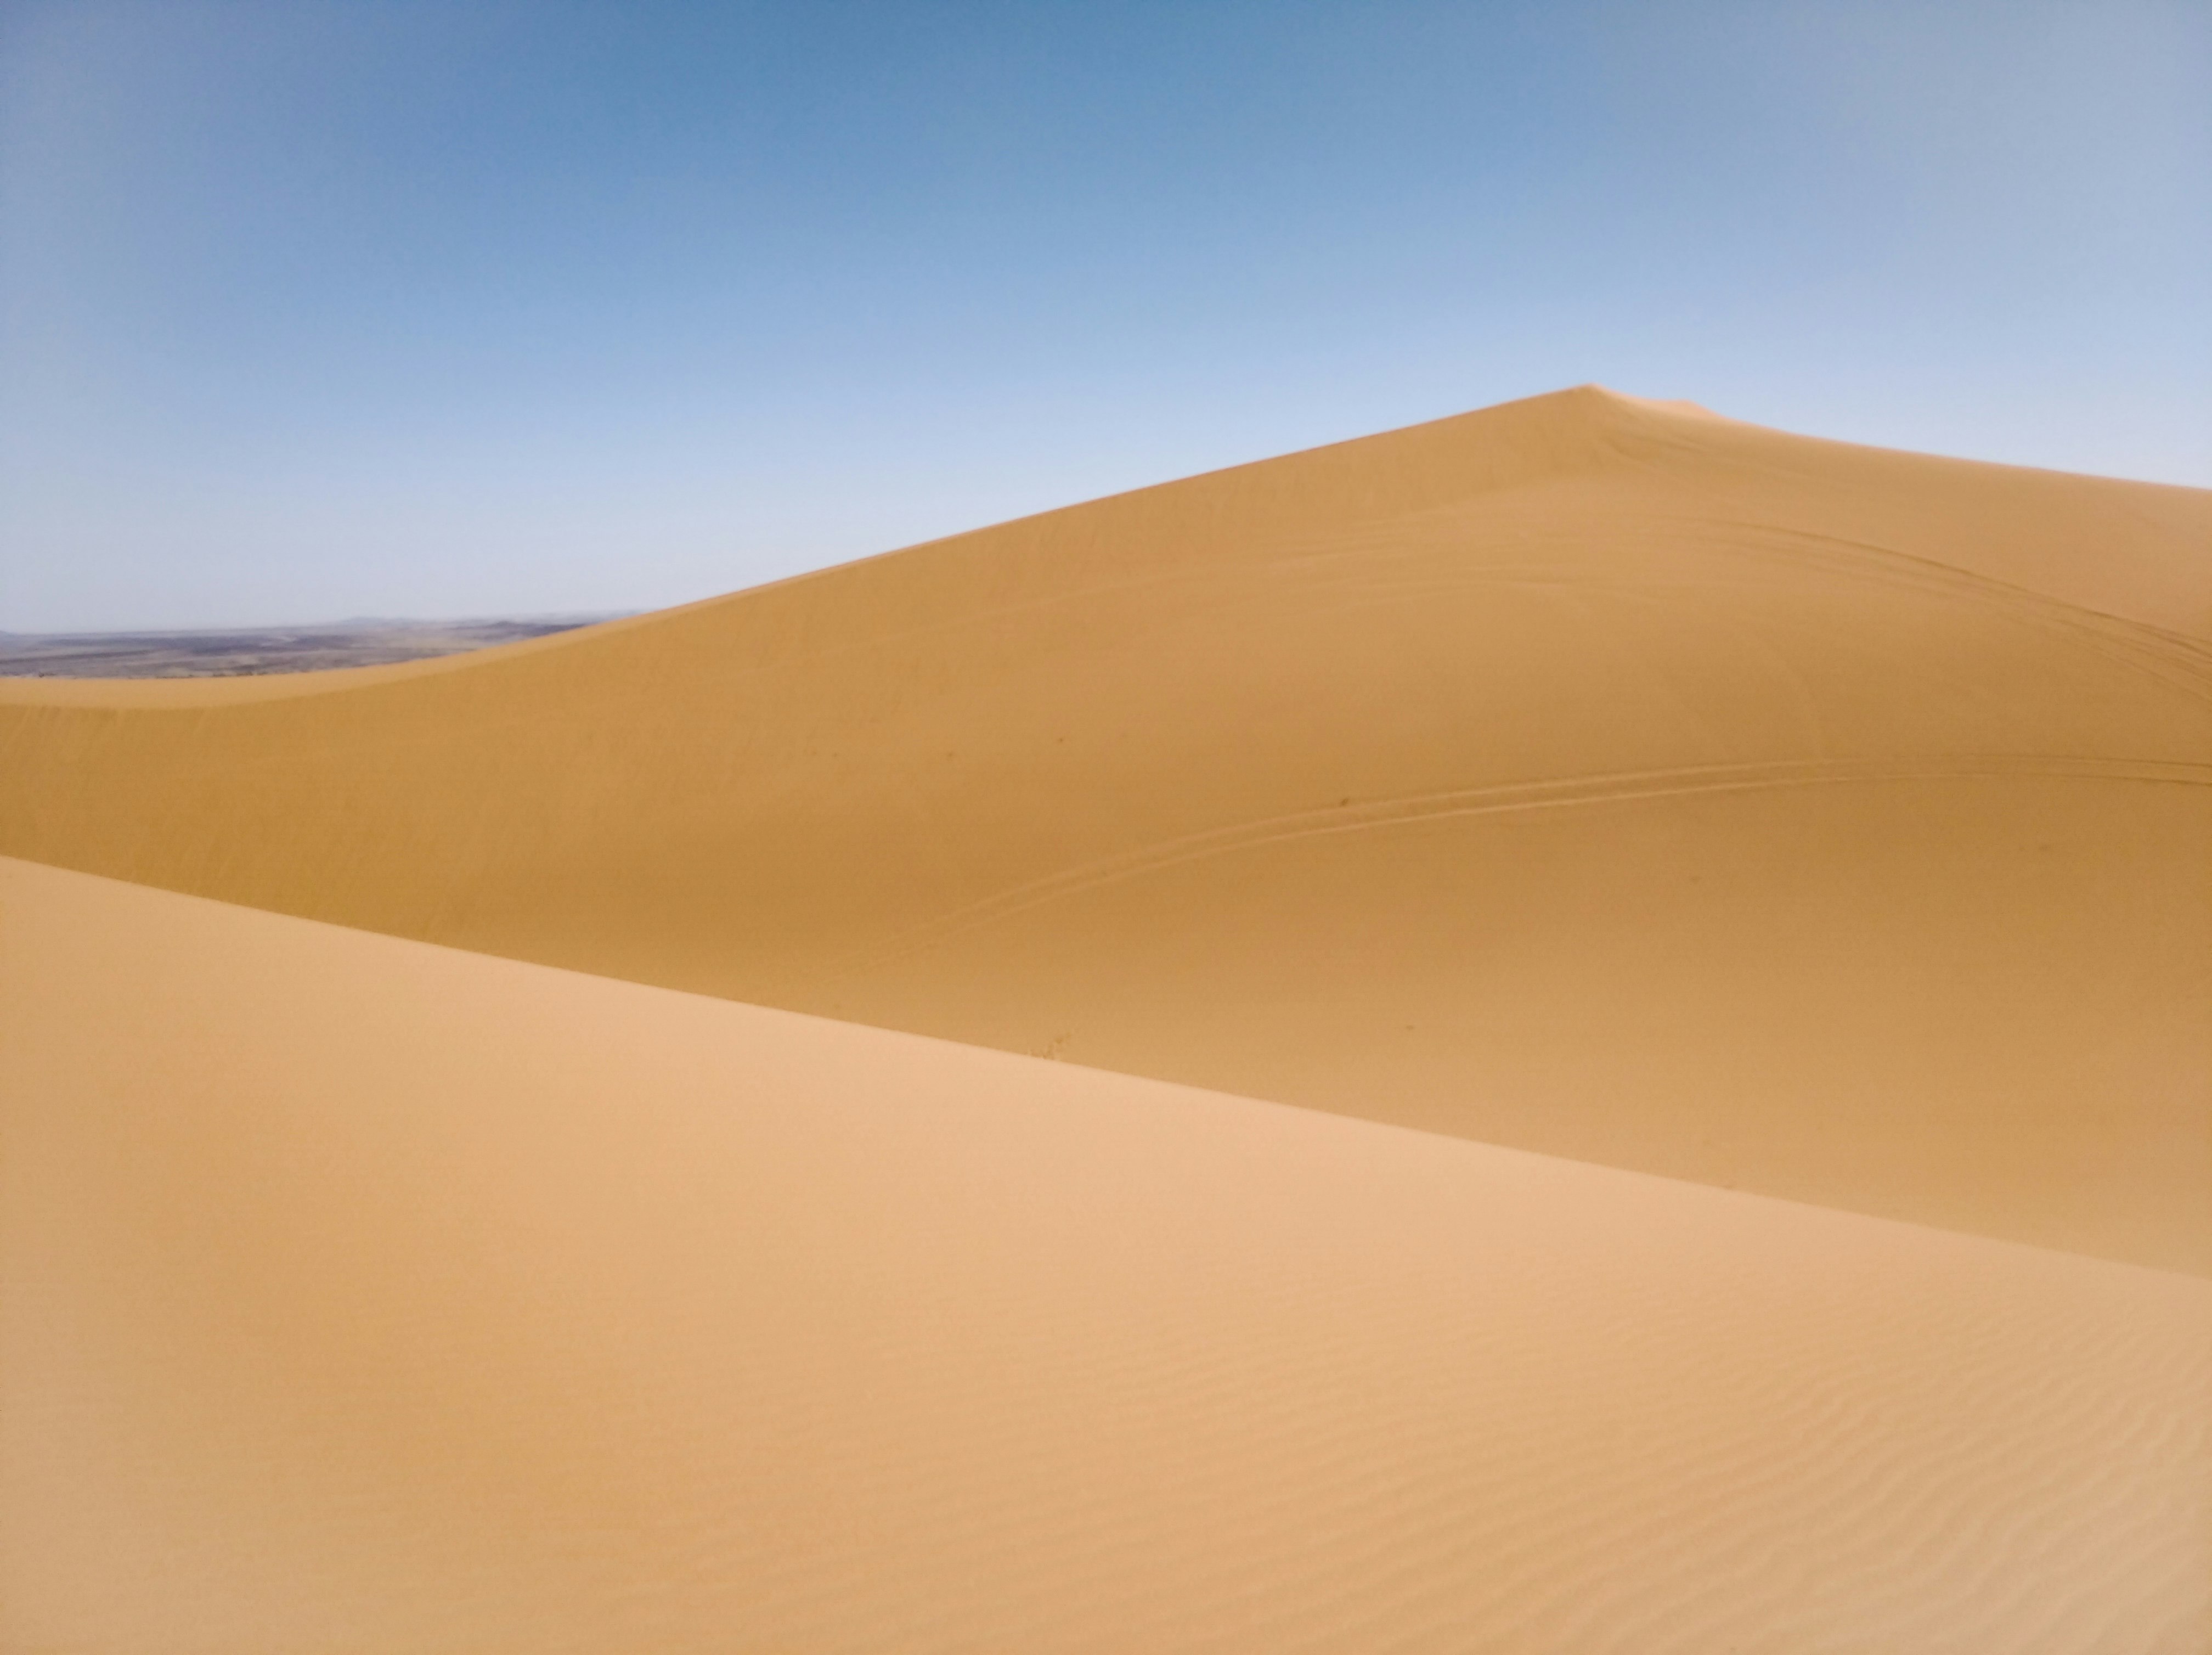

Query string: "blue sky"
[[3, 1, 2206, 630]]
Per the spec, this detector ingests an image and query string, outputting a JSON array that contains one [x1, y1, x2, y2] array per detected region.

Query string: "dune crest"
[[3, 387, 2208, 1271], [6, 855, 2208, 1653]]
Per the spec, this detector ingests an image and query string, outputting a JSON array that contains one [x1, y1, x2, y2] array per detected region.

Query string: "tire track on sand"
[[849, 755, 2212, 972]]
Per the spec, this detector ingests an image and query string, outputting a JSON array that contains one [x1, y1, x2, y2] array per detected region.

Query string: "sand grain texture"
[[5, 390, 2209, 1650], [4, 389, 2208, 1269], [5, 856, 2209, 1654]]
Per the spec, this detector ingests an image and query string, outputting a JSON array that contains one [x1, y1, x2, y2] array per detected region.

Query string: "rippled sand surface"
[[4, 387, 2208, 1649]]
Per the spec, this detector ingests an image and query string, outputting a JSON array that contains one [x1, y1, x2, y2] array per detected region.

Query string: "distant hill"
[[0, 615, 625, 678]]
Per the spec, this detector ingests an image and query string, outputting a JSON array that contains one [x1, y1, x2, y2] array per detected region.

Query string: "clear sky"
[[3, 1, 2206, 631]]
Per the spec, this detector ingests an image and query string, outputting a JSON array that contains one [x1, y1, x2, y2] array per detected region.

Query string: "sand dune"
[[4, 387, 2207, 1270], [7, 854, 2208, 1653], [5, 389, 2208, 1649]]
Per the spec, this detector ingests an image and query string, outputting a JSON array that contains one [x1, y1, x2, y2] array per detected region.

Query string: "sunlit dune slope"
[[5, 856, 2208, 1654], [3, 387, 2208, 1269]]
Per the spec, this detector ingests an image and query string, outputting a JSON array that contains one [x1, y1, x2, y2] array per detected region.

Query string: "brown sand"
[[7, 853, 2208, 1653], [5, 389, 2209, 1649], [3, 387, 2207, 1271]]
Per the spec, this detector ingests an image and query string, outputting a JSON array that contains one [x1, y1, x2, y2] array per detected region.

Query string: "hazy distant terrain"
[[0, 616, 618, 678]]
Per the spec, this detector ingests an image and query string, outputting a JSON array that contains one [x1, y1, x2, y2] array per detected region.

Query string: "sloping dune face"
[[7, 855, 2209, 1654], [3, 388, 2209, 1272]]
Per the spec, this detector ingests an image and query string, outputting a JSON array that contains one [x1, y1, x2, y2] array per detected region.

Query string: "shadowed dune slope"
[[3, 387, 2209, 1269], [5, 855, 2209, 1654]]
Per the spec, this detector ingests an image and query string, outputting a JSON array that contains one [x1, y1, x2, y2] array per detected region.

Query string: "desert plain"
[[0, 614, 611, 679], [3, 386, 2208, 1651]]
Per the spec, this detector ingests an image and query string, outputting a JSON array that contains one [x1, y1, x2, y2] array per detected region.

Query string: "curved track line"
[[849, 755, 2212, 971]]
